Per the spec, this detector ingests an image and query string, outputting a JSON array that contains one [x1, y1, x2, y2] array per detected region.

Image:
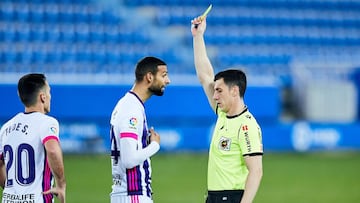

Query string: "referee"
[[191, 16, 263, 203]]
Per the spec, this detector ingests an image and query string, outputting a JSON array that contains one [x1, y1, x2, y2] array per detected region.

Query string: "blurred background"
[[1, 0, 360, 153], [1, 0, 360, 202]]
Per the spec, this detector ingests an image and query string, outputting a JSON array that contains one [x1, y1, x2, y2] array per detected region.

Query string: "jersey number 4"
[[110, 125, 120, 164], [3, 144, 36, 186]]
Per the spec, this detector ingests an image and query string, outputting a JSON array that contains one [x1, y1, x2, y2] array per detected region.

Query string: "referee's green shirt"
[[208, 107, 263, 191]]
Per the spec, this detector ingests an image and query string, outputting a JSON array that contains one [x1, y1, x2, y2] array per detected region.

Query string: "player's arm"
[[191, 17, 216, 112], [120, 128, 160, 169], [241, 155, 263, 203], [43, 139, 66, 203], [0, 154, 5, 189]]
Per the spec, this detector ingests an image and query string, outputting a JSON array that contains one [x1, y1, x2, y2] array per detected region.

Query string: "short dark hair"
[[214, 69, 247, 98], [135, 56, 166, 82], [18, 73, 47, 107]]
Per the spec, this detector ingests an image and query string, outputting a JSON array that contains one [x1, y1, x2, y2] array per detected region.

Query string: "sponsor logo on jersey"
[[2, 193, 35, 202], [129, 117, 138, 128], [219, 136, 231, 151], [242, 125, 248, 131], [244, 131, 251, 152]]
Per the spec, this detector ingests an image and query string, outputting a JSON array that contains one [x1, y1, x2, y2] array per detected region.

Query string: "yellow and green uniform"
[[208, 106, 263, 191]]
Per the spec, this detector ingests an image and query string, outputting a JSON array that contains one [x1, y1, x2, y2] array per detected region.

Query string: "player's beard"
[[149, 85, 165, 96]]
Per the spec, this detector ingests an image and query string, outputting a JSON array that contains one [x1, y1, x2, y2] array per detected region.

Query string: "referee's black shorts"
[[205, 190, 244, 203]]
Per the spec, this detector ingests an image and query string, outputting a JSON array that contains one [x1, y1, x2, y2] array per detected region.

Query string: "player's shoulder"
[[111, 93, 143, 121], [116, 93, 143, 111], [36, 113, 59, 126], [32, 111, 56, 120]]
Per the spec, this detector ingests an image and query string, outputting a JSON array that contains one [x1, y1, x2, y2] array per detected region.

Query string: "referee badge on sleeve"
[[219, 136, 231, 151]]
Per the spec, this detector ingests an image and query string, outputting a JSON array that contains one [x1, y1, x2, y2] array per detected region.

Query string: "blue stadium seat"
[[0, 3, 15, 21], [3, 28, 17, 42], [16, 24, 31, 42], [15, 5, 30, 22], [60, 27, 75, 42], [103, 26, 119, 43], [72, 5, 89, 23], [30, 27, 46, 42], [58, 4, 74, 23], [88, 8, 103, 24], [0, 0, 359, 82], [29, 5, 45, 23], [44, 4, 60, 23], [74, 23, 90, 42], [18, 48, 33, 64], [45, 26, 61, 42]]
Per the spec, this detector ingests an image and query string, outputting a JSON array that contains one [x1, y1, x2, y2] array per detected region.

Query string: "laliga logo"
[[50, 127, 57, 134], [129, 117, 137, 127], [291, 122, 340, 152]]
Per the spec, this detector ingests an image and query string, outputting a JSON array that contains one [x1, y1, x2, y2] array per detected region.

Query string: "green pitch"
[[1, 152, 360, 203]]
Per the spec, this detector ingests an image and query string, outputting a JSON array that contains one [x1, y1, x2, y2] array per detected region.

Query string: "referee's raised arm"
[[191, 16, 216, 113]]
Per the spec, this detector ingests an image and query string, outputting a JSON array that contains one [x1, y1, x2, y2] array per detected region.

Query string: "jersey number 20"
[[4, 144, 36, 186]]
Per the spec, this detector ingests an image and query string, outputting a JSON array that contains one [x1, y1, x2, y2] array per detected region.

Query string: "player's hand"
[[43, 187, 66, 203], [191, 16, 207, 37], [149, 127, 160, 145]]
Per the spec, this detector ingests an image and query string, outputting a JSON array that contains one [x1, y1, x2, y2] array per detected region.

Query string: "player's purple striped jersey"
[[0, 112, 59, 203], [110, 91, 156, 198]]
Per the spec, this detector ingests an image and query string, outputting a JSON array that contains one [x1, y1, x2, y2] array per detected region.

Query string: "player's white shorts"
[[110, 194, 153, 203]]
